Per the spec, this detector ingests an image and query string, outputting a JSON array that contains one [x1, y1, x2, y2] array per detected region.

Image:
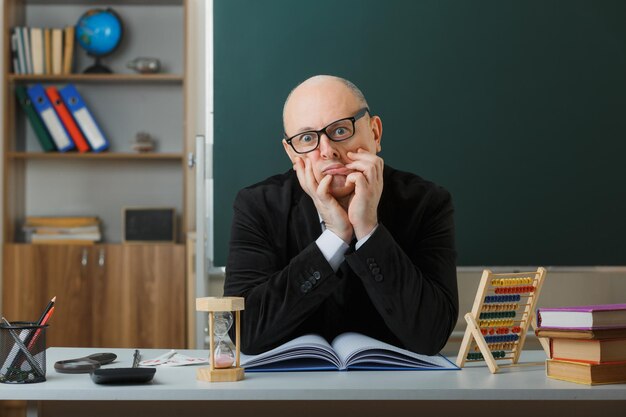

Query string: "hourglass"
[[196, 297, 245, 382], [213, 312, 234, 368]]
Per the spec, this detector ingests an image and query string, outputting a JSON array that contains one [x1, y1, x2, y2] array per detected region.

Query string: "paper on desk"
[[139, 350, 209, 367]]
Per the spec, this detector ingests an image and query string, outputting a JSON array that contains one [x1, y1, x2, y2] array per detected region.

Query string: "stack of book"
[[23, 216, 101, 244], [537, 304, 626, 385], [10, 26, 75, 75]]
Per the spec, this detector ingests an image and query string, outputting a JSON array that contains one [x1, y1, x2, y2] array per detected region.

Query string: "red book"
[[45, 86, 90, 152]]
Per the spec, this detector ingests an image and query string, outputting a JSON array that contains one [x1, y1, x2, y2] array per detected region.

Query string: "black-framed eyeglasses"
[[284, 107, 370, 154]]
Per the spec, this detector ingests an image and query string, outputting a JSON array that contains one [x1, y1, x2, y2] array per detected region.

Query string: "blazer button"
[[374, 274, 384, 282], [308, 276, 317, 285], [300, 284, 308, 293], [371, 267, 380, 274], [313, 271, 321, 280], [304, 281, 313, 290], [369, 263, 378, 270], [367, 258, 375, 264]]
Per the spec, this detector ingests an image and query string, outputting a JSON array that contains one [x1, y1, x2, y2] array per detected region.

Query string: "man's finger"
[[304, 158, 320, 193], [317, 174, 333, 199], [293, 157, 309, 192]]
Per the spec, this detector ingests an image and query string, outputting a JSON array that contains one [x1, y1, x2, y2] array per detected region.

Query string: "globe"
[[76, 8, 123, 73]]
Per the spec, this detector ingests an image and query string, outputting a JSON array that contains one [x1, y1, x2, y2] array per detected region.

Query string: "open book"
[[240, 332, 458, 372]]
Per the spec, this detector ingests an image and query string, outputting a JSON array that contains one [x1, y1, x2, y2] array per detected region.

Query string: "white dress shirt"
[[315, 214, 378, 272]]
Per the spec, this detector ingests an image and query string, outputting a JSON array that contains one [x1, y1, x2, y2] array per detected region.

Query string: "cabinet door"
[[118, 244, 185, 349], [2, 244, 93, 347], [90, 244, 124, 348]]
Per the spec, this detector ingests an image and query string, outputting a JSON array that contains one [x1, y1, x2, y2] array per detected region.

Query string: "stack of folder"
[[537, 304, 626, 385], [16, 83, 109, 153], [23, 216, 101, 244]]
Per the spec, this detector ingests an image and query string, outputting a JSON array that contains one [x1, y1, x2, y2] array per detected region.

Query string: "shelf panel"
[[7, 152, 185, 161], [23, 0, 182, 5], [8, 74, 184, 83]]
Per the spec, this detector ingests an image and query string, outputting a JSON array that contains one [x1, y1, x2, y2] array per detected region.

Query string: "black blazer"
[[224, 165, 458, 355]]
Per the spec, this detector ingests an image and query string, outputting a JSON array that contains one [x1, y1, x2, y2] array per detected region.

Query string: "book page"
[[331, 332, 457, 370], [240, 334, 341, 369]]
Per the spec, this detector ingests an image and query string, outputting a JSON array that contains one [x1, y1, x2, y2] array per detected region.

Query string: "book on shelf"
[[10, 28, 22, 74], [30, 239, 97, 246], [30, 27, 44, 75], [63, 25, 75, 74], [31, 232, 101, 243], [24, 216, 99, 228], [14, 27, 28, 75], [44, 28, 52, 75], [26, 84, 75, 152], [15, 85, 56, 152], [536, 327, 626, 340], [537, 304, 626, 330], [24, 225, 100, 235], [551, 337, 626, 363], [239, 332, 458, 372], [22, 27, 33, 75], [546, 358, 626, 385], [45, 86, 90, 152], [51, 28, 63, 75]]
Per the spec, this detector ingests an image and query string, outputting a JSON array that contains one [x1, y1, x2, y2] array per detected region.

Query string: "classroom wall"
[[206, 269, 626, 355]]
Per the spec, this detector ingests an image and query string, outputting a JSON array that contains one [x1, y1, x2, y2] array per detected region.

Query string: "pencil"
[[37, 296, 56, 325]]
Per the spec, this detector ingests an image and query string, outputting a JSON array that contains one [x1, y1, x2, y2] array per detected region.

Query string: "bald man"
[[224, 75, 458, 355]]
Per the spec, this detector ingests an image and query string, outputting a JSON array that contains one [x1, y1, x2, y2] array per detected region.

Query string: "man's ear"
[[282, 139, 297, 163], [370, 115, 383, 153]]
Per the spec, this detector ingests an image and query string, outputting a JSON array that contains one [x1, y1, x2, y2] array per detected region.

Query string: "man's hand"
[[293, 157, 353, 243], [345, 149, 384, 240]]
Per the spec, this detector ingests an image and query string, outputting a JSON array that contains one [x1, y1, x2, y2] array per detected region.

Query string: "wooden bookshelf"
[[1, 0, 194, 355]]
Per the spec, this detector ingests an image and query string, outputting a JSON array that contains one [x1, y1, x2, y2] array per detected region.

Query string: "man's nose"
[[318, 134, 340, 160]]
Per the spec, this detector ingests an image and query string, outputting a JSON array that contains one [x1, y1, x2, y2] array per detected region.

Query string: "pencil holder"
[[0, 322, 48, 383]]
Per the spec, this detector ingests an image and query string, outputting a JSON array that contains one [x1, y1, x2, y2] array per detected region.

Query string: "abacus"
[[456, 267, 550, 373]]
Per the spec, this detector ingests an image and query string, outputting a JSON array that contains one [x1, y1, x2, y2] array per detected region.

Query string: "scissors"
[[54, 353, 117, 374]]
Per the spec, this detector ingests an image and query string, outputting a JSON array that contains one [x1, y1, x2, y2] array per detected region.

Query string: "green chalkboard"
[[214, 0, 626, 266]]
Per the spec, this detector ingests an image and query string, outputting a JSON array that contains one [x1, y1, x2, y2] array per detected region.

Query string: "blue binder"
[[27, 84, 74, 152], [59, 84, 109, 152]]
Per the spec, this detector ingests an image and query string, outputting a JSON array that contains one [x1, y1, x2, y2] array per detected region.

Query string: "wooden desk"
[[2, 348, 625, 417]]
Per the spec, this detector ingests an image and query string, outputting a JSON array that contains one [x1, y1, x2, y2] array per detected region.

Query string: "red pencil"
[[27, 305, 55, 351]]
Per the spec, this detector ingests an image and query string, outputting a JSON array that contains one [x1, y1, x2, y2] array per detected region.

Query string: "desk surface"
[[2, 348, 626, 401]]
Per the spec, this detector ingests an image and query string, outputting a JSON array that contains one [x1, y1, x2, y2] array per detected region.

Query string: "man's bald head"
[[282, 75, 368, 130]]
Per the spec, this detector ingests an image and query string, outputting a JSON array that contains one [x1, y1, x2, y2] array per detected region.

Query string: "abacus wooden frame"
[[455, 267, 550, 374]]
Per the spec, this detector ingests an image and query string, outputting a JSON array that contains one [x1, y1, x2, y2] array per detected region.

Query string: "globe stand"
[[83, 56, 112, 74]]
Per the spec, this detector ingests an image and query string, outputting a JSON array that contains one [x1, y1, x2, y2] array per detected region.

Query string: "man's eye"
[[331, 126, 352, 138], [298, 134, 314, 143], [333, 127, 347, 136]]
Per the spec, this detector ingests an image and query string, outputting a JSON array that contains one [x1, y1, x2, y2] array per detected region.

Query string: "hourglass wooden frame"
[[456, 267, 549, 374], [196, 297, 245, 382]]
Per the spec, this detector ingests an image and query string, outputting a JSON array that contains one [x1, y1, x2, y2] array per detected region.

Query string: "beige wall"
[[206, 268, 626, 355]]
